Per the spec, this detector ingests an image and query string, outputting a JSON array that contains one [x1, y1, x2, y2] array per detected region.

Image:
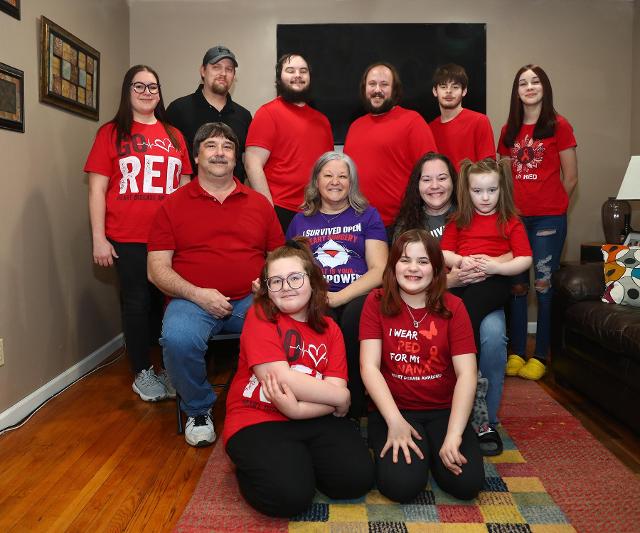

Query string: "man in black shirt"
[[167, 45, 252, 181]]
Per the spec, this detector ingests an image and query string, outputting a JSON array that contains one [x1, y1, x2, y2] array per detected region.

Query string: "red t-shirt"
[[359, 289, 475, 410], [147, 178, 284, 300], [440, 213, 532, 257], [246, 97, 334, 211], [84, 121, 192, 243], [344, 106, 438, 226], [223, 306, 347, 442], [429, 108, 496, 171], [497, 115, 576, 217]]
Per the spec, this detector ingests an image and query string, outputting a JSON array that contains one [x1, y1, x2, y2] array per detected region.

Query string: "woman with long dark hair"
[[498, 65, 578, 380], [85, 65, 192, 401]]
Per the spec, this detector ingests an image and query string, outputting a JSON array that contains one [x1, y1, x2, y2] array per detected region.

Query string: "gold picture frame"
[[39, 16, 100, 120], [0, 62, 24, 132]]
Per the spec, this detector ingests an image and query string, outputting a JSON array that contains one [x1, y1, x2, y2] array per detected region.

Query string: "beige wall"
[[0, 0, 129, 412], [130, 0, 635, 260]]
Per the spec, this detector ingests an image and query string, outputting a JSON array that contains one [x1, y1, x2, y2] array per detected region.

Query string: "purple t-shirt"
[[286, 206, 387, 292]]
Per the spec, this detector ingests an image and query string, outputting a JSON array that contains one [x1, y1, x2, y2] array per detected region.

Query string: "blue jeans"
[[509, 215, 567, 361], [160, 294, 253, 416], [478, 309, 507, 426]]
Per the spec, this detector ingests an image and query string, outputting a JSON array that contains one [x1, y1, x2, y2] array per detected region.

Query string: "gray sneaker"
[[185, 411, 215, 447], [156, 369, 176, 399], [132, 367, 168, 402]]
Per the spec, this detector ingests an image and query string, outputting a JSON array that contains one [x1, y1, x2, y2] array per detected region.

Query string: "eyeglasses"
[[130, 82, 160, 94], [265, 272, 307, 292]]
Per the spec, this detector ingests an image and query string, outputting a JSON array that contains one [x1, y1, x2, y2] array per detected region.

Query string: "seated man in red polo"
[[148, 122, 284, 447]]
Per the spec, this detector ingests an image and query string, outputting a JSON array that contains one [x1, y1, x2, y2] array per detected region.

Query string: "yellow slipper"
[[518, 358, 546, 380], [505, 354, 526, 376]]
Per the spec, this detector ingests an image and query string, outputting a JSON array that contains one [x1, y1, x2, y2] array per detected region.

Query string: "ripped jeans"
[[509, 215, 567, 361]]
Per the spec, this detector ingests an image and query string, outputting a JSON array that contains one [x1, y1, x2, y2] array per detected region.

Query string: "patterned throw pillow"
[[601, 244, 640, 307]]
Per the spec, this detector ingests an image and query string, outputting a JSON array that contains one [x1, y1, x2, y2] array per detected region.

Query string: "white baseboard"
[[0, 333, 124, 431], [528, 322, 537, 334]]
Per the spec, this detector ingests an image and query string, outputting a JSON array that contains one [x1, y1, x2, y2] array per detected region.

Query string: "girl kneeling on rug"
[[360, 229, 484, 502], [224, 238, 374, 517]]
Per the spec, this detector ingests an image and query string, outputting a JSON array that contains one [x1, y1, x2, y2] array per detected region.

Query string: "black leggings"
[[226, 416, 374, 517], [110, 240, 164, 374], [449, 275, 510, 351], [329, 294, 368, 419], [368, 409, 484, 502]]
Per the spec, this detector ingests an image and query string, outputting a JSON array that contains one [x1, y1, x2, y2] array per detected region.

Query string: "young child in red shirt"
[[441, 158, 532, 348]]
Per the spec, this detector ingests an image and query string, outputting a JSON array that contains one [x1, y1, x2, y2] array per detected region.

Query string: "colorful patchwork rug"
[[176, 378, 640, 532]]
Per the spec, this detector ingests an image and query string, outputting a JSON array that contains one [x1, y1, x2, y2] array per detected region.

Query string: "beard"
[[363, 95, 395, 115], [277, 79, 313, 104]]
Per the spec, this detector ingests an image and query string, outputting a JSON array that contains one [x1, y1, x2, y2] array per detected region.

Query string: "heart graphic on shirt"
[[418, 321, 438, 340], [306, 343, 327, 367], [316, 239, 349, 269], [153, 138, 174, 153]]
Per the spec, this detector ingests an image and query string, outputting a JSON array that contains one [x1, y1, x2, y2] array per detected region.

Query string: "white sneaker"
[[185, 411, 215, 447], [156, 369, 176, 399], [132, 367, 168, 402]]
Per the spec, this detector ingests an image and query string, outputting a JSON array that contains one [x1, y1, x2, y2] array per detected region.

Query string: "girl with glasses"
[[84, 65, 192, 402], [224, 238, 374, 517]]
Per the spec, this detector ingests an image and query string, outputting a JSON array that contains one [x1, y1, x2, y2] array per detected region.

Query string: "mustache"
[[371, 91, 385, 99], [207, 157, 228, 164]]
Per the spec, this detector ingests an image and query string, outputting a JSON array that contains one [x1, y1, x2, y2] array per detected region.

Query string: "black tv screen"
[[277, 23, 486, 144]]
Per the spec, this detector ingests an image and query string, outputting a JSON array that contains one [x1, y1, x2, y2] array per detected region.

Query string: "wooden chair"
[[175, 333, 241, 434]]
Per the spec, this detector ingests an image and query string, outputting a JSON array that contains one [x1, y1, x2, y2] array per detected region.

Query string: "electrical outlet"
[[0, 339, 4, 367]]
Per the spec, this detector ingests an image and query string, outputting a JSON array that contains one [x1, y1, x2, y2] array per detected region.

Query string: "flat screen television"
[[277, 23, 487, 144]]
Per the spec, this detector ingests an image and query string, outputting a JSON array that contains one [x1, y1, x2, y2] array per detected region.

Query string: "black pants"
[[368, 409, 484, 502], [226, 416, 374, 517], [329, 294, 368, 418], [110, 240, 164, 374], [274, 205, 298, 235], [450, 275, 510, 351]]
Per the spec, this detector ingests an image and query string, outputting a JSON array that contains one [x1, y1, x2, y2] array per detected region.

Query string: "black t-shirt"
[[166, 85, 252, 181]]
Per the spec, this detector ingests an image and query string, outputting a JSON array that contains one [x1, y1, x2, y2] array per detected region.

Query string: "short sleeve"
[[408, 113, 438, 159], [475, 115, 496, 160], [322, 320, 348, 380], [440, 221, 459, 252], [245, 105, 277, 151], [286, 213, 305, 240], [364, 207, 388, 242], [265, 204, 286, 251], [173, 128, 193, 175], [508, 217, 533, 257], [555, 116, 577, 152], [359, 291, 384, 340], [447, 297, 476, 356], [242, 308, 288, 368], [497, 124, 509, 156], [147, 204, 176, 252], [84, 124, 115, 176]]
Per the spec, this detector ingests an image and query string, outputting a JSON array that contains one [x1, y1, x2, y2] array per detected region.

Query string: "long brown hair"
[[254, 237, 328, 333], [380, 229, 451, 319], [503, 64, 557, 147], [452, 158, 517, 234], [110, 65, 181, 151], [393, 152, 457, 236]]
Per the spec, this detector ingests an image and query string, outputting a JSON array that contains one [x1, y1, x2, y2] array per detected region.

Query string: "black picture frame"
[[0, 0, 20, 20], [0, 62, 25, 133]]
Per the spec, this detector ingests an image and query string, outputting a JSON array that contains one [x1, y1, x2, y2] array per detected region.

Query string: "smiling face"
[[195, 134, 236, 181], [200, 58, 236, 96], [469, 171, 500, 215], [318, 159, 350, 211], [419, 159, 454, 216], [364, 65, 394, 114], [280, 55, 310, 92], [130, 70, 160, 119], [395, 241, 434, 297], [432, 80, 467, 110], [267, 256, 312, 322], [518, 69, 543, 106]]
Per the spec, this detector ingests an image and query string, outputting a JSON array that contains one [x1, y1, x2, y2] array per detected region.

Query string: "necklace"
[[405, 303, 428, 329], [319, 207, 348, 225]]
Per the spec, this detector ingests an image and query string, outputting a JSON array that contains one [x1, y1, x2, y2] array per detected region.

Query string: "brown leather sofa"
[[551, 261, 640, 434]]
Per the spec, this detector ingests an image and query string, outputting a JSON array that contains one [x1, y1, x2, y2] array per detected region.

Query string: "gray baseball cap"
[[202, 45, 238, 67]]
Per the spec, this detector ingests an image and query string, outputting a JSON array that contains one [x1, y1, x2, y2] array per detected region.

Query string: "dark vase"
[[602, 197, 631, 243]]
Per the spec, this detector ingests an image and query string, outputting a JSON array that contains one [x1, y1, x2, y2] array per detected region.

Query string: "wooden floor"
[[0, 344, 639, 532]]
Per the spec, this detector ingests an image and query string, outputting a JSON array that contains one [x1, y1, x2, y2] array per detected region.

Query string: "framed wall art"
[[40, 16, 100, 120], [0, 0, 20, 20], [0, 62, 24, 132]]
